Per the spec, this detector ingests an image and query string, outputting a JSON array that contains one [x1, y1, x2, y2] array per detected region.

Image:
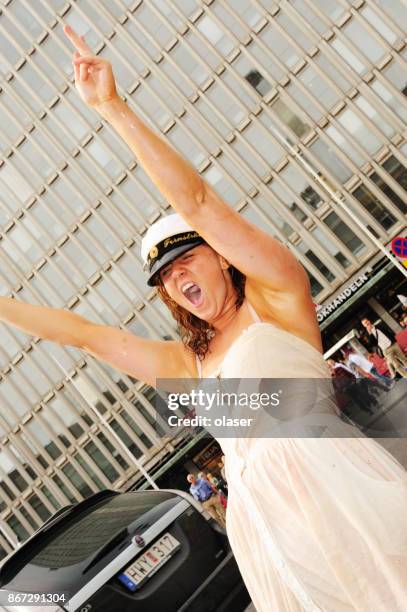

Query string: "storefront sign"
[[193, 441, 221, 470], [316, 273, 369, 323]]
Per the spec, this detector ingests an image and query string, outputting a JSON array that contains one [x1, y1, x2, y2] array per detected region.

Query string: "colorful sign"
[[391, 236, 407, 259]]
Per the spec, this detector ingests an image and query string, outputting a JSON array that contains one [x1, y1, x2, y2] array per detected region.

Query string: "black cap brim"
[[146, 239, 204, 286]]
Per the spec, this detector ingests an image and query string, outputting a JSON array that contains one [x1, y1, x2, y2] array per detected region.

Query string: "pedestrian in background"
[[362, 318, 407, 378], [187, 474, 226, 528]]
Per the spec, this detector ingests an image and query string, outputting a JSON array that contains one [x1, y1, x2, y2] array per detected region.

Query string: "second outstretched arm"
[[0, 297, 190, 386]]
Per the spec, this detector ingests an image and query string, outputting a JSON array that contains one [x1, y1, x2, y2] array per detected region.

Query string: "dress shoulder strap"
[[195, 354, 202, 379], [247, 301, 262, 323]]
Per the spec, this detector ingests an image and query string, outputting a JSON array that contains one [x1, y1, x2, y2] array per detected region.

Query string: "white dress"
[[196, 304, 407, 611]]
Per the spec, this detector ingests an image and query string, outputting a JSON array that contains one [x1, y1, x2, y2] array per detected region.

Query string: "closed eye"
[[160, 265, 172, 280]]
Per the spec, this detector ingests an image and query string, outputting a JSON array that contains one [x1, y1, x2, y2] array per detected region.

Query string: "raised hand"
[[64, 25, 118, 108]]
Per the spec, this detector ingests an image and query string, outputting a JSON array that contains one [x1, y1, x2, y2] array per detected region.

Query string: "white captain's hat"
[[141, 213, 204, 286]]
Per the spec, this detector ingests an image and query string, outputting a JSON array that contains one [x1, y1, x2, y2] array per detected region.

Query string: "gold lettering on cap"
[[163, 232, 199, 248]]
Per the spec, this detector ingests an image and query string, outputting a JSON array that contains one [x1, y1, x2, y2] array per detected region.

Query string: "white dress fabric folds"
[[198, 316, 407, 611]]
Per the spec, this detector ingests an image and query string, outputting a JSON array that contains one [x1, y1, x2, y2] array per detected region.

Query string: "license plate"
[[118, 533, 181, 591]]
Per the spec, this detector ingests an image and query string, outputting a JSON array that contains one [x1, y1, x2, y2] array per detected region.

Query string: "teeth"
[[181, 282, 194, 294]]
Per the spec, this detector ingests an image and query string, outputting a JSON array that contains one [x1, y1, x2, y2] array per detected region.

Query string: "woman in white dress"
[[0, 26, 406, 611]]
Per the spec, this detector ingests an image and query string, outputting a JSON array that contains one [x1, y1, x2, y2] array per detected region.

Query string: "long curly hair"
[[156, 266, 246, 361]]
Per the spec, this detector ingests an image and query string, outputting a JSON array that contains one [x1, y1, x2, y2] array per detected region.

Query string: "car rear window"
[[1, 491, 181, 594]]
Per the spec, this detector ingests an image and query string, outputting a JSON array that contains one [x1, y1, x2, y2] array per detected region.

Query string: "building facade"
[[0, 0, 406, 554]]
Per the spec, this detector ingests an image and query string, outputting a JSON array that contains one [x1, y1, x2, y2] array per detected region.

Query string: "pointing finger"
[[64, 24, 92, 54]]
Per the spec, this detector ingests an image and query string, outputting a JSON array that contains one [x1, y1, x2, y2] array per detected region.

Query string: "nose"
[[171, 260, 187, 280]]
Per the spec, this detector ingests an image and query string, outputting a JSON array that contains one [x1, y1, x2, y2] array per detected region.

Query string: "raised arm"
[[0, 297, 189, 386], [64, 26, 308, 296]]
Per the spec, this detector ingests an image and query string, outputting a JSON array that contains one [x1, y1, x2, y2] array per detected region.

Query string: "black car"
[[0, 489, 250, 612]]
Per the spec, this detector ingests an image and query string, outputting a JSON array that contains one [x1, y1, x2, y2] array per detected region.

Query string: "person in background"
[[207, 472, 228, 498], [343, 346, 394, 389], [361, 318, 407, 378], [218, 456, 227, 482], [327, 357, 376, 416], [187, 474, 226, 528], [396, 294, 407, 309]]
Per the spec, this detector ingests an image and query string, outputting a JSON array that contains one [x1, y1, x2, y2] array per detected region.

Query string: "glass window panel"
[[383, 60, 407, 95], [269, 179, 308, 222], [244, 122, 286, 166], [354, 96, 395, 139], [204, 80, 246, 125], [307, 271, 323, 298], [323, 212, 366, 255], [203, 164, 241, 205], [353, 185, 396, 230], [337, 108, 382, 155], [381, 156, 407, 192], [0, 480, 16, 501], [8, 469, 28, 493], [211, 2, 253, 40], [248, 195, 293, 238], [325, 125, 365, 167], [52, 474, 77, 504], [371, 80, 407, 123], [196, 15, 235, 55], [244, 68, 273, 97], [7, 515, 29, 542], [259, 21, 300, 70], [279, 164, 323, 210], [360, 6, 397, 45], [310, 0, 346, 21], [0, 160, 34, 203], [97, 432, 129, 470], [373, 0, 407, 27], [342, 20, 386, 65], [65, 4, 107, 47], [121, 408, 153, 449], [86, 138, 122, 180], [311, 226, 350, 268], [28, 494, 51, 522], [289, 0, 327, 34], [309, 139, 353, 183], [166, 123, 207, 167], [16, 358, 51, 397], [182, 112, 221, 153], [109, 419, 143, 460], [298, 242, 335, 282], [268, 97, 312, 138], [75, 454, 104, 490], [40, 485, 60, 511], [25, 420, 61, 460], [331, 38, 367, 75], [369, 171, 407, 214], [19, 505, 39, 530], [313, 54, 351, 93], [84, 440, 119, 483], [275, 12, 314, 53], [298, 65, 340, 115], [62, 463, 93, 498]]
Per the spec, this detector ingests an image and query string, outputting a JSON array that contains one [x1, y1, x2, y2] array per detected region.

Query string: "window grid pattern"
[[0, 0, 406, 544]]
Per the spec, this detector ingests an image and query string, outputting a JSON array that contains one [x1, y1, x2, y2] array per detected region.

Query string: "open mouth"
[[181, 282, 204, 307]]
